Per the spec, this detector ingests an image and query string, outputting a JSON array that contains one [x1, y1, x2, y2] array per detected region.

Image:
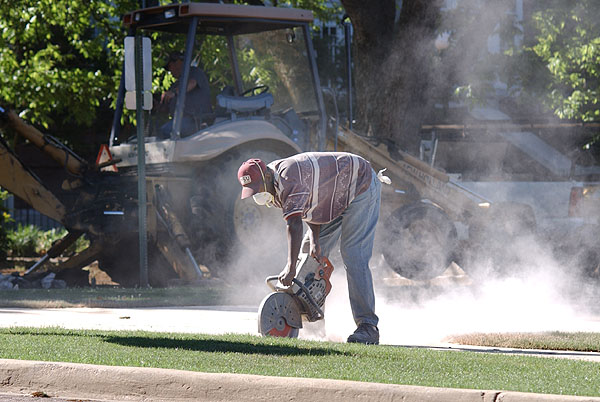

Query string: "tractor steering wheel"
[[241, 85, 269, 97]]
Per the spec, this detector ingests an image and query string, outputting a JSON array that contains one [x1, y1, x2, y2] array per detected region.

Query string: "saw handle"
[[265, 276, 285, 292], [264, 276, 325, 320], [265, 255, 333, 292]]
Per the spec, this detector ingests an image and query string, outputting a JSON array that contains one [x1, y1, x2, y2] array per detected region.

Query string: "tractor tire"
[[382, 202, 457, 281], [190, 144, 295, 283]]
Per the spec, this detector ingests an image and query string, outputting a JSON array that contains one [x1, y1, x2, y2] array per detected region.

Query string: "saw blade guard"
[[263, 253, 334, 323], [257, 291, 301, 338]]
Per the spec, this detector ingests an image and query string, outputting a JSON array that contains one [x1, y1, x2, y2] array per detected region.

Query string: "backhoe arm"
[[0, 107, 87, 176], [333, 126, 488, 220], [0, 135, 66, 223]]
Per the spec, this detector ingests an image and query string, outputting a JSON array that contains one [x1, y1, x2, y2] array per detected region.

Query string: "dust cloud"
[[218, 199, 289, 306], [212, 193, 600, 345], [294, 0, 598, 347], [215, 170, 600, 344], [298, 230, 600, 346], [212, 0, 600, 344]]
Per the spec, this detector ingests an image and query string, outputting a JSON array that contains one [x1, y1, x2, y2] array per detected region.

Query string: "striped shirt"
[[268, 152, 373, 224]]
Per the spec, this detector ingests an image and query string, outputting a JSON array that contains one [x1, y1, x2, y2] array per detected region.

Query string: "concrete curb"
[[1, 359, 600, 402]]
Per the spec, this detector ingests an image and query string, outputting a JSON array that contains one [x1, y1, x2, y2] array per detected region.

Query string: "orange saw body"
[[258, 253, 334, 338]]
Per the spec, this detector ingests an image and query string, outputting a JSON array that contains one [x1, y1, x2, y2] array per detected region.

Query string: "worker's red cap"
[[237, 158, 267, 199]]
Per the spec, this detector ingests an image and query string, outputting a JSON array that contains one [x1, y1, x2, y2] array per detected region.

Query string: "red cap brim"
[[240, 183, 260, 199]]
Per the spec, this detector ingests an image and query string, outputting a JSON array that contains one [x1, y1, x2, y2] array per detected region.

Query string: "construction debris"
[[0, 272, 67, 290]]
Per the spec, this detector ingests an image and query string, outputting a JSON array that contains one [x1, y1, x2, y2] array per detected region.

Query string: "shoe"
[[347, 323, 379, 345]]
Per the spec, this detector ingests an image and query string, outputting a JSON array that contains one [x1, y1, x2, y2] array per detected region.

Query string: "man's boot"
[[347, 323, 379, 345]]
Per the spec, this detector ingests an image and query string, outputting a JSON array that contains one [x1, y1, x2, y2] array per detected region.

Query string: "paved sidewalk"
[[0, 305, 259, 336]]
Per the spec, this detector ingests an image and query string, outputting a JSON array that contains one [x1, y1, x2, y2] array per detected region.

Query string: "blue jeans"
[[314, 170, 381, 327]]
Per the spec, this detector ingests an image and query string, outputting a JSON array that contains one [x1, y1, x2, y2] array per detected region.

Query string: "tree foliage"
[[3, 0, 598, 159], [0, 0, 436, 156], [0, 0, 341, 150], [0, 0, 137, 132], [267, 0, 342, 22], [529, 0, 600, 122], [437, 0, 600, 126]]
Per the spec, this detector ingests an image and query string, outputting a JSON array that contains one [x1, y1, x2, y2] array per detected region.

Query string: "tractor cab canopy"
[[123, 3, 314, 35], [114, 2, 326, 150]]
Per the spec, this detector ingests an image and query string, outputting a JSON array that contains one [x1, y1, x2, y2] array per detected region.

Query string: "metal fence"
[[2, 195, 63, 231]]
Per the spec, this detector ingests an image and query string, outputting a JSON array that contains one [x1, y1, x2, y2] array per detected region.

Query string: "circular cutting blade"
[[258, 292, 301, 338]]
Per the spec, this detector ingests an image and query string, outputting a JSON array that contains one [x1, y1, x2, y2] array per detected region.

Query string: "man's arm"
[[160, 67, 202, 105], [162, 77, 197, 100], [278, 214, 303, 286], [306, 222, 321, 260]]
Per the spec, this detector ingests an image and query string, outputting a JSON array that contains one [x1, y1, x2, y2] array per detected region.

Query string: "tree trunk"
[[341, 0, 441, 156]]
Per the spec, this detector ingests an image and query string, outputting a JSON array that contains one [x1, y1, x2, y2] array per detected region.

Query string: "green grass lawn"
[[0, 327, 598, 397]]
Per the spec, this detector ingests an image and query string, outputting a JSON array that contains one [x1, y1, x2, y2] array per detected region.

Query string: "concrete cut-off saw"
[[258, 251, 334, 338]]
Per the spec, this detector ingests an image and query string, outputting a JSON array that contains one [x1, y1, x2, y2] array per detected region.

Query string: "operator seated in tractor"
[[158, 52, 213, 139]]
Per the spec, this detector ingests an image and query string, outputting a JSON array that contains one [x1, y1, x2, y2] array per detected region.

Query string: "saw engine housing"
[[258, 253, 334, 337]]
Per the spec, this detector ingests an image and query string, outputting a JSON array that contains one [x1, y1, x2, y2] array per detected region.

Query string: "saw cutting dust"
[[290, 251, 600, 347]]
